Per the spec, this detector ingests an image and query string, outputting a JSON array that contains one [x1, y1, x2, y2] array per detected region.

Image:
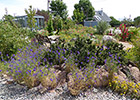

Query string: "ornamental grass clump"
[[38, 67, 58, 90]]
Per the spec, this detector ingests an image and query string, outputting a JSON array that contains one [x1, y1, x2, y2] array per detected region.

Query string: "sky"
[[0, 0, 139, 21]]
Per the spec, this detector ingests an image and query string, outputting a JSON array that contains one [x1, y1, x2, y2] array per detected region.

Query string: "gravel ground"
[[0, 75, 137, 100]]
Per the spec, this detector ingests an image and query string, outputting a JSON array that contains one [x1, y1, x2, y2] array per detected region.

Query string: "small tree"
[[72, 9, 84, 24], [53, 15, 63, 31], [50, 0, 68, 21], [121, 17, 133, 26], [36, 9, 49, 23], [134, 16, 140, 27], [25, 5, 36, 30], [109, 16, 121, 27], [47, 15, 54, 34], [96, 21, 109, 35], [72, 0, 95, 22]]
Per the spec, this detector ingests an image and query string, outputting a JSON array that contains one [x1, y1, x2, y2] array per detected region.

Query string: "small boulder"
[[113, 70, 128, 83], [102, 35, 117, 42], [92, 68, 109, 87], [129, 67, 140, 83], [48, 35, 60, 41]]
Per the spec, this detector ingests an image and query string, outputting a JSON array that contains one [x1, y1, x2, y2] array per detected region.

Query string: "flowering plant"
[[119, 23, 133, 41]]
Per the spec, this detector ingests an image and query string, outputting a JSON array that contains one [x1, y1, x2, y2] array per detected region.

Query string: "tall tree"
[[109, 16, 121, 27], [134, 16, 140, 27], [72, 0, 95, 23], [121, 17, 133, 26], [36, 9, 50, 23], [25, 5, 36, 30], [50, 0, 68, 20], [72, 9, 84, 24]]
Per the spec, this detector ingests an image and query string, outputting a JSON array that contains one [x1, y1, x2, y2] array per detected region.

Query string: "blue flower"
[[104, 59, 107, 63], [30, 49, 33, 52], [50, 78, 53, 81]]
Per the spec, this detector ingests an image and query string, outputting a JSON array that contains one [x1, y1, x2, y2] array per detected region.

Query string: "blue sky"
[[0, 0, 139, 20]]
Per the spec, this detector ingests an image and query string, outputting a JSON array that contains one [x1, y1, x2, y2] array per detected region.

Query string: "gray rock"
[[102, 35, 117, 42], [92, 88, 98, 93], [48, 35, 60, 41]]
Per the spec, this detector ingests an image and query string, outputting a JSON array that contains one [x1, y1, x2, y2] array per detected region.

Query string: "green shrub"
[[46, 15, 54, 35], [43, 40, 69, 66], [96, 21, 109, 35], [63, 18, 76, 30], [128, 27, 140, 41], [43, 35, 127, 69], [125, 34, 140, 68], [94, 41, 127, 66], [53, 15, 63, 31], [0, 20, 31, 61]]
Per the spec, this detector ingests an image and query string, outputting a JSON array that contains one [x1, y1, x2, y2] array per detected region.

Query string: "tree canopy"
[[72, 0, 95, 23], [134, 16, 140, 27], [50, 0, 68, 20], [25, 5, 36, 30], [121, 17, 133, 26], [109, 16, 121, 27], [36, 9, 50, 23]]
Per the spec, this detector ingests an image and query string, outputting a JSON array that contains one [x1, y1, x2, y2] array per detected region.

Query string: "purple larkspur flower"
[[44, 74, 48, 76], [118, 60, 120, 63], [50, 78, 53, 81], [0, 70, 2, 72], [109, 54, 112, 57], [18, 70, 22, 73], [58, 52, 60, 55], [45, 65, 47, 68], [104, 59, 107, 63], [77, 51, 80, 54], [90, 70, 92, 73]]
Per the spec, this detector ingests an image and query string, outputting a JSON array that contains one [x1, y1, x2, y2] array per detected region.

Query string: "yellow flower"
[[136, 84, 139, 88], [120, 93, 123, 95], [121, 84, 124, 88], [114, 76, 118, 79], [113, 80, 117, 84], [134, 89, 137, 93], [132, 85, 135, 88], [116, 86, 119, 89]]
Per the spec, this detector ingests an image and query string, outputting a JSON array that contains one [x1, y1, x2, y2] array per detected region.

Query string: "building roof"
[[15, 14, 44, 19], [95, 10, 111, 22]]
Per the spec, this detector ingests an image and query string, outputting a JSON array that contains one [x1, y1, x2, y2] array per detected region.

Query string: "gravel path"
[[0, 75, 137, 100]]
